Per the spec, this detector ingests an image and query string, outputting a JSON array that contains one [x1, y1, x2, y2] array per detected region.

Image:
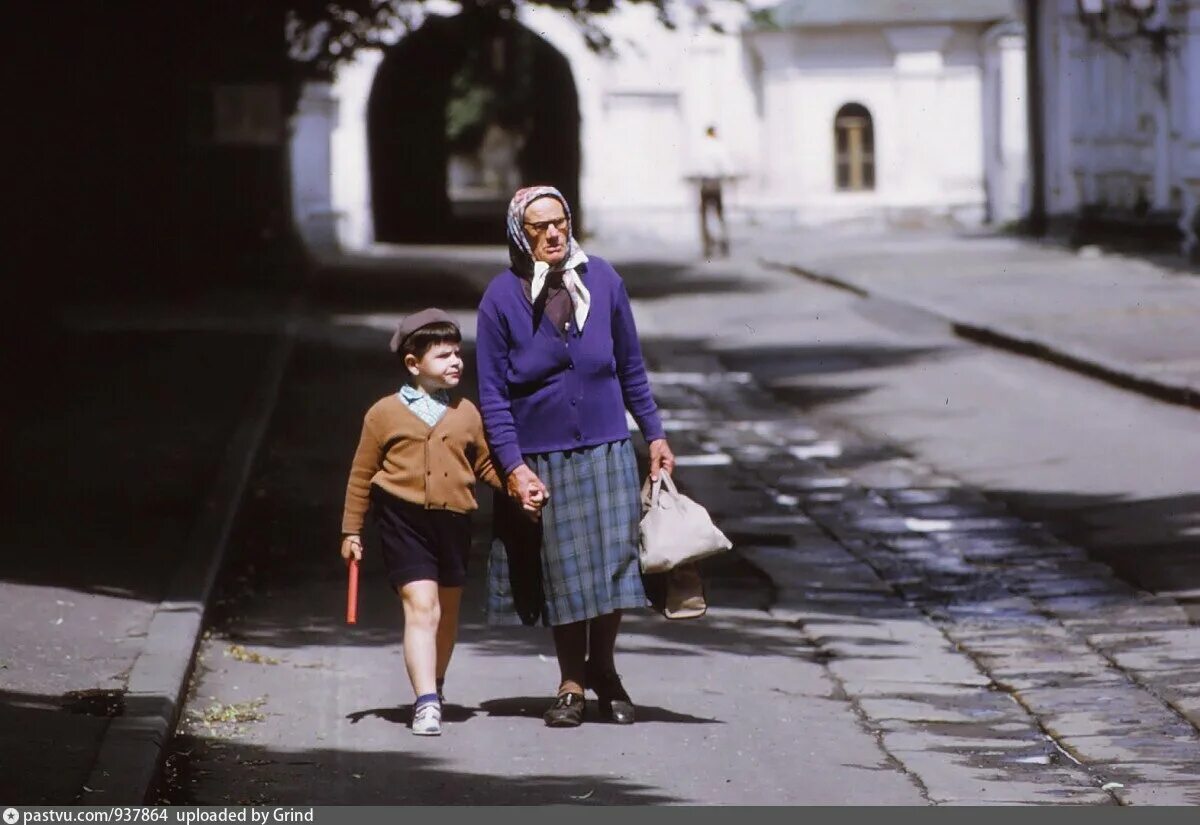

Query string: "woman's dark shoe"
[[588, 665, 635, 724], [543, 692, 585, 727]]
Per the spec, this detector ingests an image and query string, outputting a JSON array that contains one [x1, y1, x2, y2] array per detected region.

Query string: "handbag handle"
[[640, 470, 677, 510]]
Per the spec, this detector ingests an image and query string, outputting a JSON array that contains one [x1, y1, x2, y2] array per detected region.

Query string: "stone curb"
[[760, 257, 1200, 411], [80, 297, 302, 804]]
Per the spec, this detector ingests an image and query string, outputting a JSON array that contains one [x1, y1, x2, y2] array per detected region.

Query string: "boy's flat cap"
[[389, 307, 458, 353]]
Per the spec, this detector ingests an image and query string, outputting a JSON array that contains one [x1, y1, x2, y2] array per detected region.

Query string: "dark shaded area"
[[718, 343, 948, 382], [992, 490, 1200, 621], [2, 327, 280, 601], [609, 261, 771, 300], [347, 703, 478, 725], [10, 3, 301, 316], [1071, 206, 1185, 256], [61, 689, 126, 718], [477, 696, 720, 724], [0, 688, 109, 804], [310, 262, 489, 314], [369, 13, 581, 244], [158, 738, 680, 805]]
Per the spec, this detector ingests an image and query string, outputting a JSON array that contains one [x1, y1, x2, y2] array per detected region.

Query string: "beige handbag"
[[639, 471, 732, 575]]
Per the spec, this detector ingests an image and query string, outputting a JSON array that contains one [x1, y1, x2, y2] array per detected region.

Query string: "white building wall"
[[748, 23, 1000, 227], [990, 25, 1029, 223], [290, 82, 338, 249], [329, 49, 380, 251], [1038, 0, 1200, 254]]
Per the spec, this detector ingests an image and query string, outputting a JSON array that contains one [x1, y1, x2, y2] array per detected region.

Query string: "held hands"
[[507, 464, 550, 522], [649, 438, 676, 481], [340, 534, 363, 563]]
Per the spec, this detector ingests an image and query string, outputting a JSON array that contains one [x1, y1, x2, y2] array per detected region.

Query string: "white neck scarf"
[[531, 247, 591, 331]]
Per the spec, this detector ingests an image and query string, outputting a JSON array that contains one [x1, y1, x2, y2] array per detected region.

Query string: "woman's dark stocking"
[[551, 620, 588, 695], [586, 610, 622, 674]]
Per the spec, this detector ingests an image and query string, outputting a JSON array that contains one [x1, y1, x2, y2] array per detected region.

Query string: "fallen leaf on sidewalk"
[[225, 644, 280, 665], [190, 697, 268, 725]]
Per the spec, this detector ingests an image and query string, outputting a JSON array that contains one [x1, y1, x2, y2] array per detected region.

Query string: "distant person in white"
[[691, 125, 733, 258]]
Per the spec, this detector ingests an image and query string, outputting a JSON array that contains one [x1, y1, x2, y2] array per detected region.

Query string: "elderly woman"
[[476, 185, 675, 728]]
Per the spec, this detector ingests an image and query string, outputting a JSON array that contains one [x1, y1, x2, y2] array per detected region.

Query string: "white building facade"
[[1031, 0, 1200, 257], [290, 0, 1026, 249], [744, 0, 1026, 229]]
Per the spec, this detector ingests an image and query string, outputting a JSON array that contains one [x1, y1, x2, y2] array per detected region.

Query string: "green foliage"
[[442, 19, 541, 153], [747, 8, 779, 31], [283, 0, 685, 77], [446, 79, 496, 148]]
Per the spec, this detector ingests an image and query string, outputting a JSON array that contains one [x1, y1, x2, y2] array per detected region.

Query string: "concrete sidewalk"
[[755, 229, 1200, 408]]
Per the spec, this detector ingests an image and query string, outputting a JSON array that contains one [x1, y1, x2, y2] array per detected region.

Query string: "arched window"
[[834, 103, 875, 191]]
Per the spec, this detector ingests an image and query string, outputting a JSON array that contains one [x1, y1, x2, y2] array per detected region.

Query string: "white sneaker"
[[412, 702, 442, 736]]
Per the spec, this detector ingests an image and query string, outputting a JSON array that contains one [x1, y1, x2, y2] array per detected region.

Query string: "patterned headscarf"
[[505, 186, 581, 275], [505, 185, 591, 330]]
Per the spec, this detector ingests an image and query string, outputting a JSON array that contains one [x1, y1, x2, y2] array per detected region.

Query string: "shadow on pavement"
[[0, 687, 115, 804], [347, 704, 479, 726], [158, 737, 681, 805], [610, 260, 769, 301], [477, 696, 722, 725], [2, 329, 278, 602], [310, 262, 487, 314], [988, 489, 1200, 619]]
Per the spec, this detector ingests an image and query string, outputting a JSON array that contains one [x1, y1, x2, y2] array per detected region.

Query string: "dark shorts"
[[371, 486, 472, 591]]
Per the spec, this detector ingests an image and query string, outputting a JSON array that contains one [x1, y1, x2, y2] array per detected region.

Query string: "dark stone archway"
[[368, 13, 581, 244]]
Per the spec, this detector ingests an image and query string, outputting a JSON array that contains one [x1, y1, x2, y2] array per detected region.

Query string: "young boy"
[[340, 308, 541, 735]]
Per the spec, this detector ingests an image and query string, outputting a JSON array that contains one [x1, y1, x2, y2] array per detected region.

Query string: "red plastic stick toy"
[[346, 558, 359, 624]]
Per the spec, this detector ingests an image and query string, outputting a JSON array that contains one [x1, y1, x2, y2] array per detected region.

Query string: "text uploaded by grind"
[[5, 811, 315, 824]]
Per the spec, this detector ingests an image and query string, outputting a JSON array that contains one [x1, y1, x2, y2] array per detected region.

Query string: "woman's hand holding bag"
[[638, 471, 732, 575]]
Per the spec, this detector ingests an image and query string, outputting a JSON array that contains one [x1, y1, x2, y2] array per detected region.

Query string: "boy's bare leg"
[[435, 585, 462, 683], [399, 580, 440, 698]]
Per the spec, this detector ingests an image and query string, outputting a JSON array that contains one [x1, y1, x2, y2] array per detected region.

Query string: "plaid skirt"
[[487, 439, 648, 626]]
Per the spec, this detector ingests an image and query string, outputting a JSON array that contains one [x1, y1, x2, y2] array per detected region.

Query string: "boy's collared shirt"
[[399, 383, 450, 428]]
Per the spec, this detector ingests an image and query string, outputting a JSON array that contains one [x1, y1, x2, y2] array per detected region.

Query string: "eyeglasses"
[[523, 217, 568, 235]]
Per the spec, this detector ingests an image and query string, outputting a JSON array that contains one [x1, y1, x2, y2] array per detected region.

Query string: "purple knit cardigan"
[[475, 255, 666, 473]]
